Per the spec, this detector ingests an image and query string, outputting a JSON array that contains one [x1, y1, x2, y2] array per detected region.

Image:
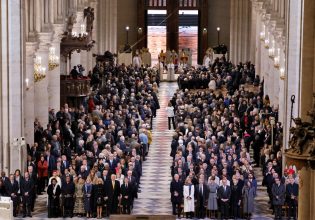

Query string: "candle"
[[25, 78, 29, 87]]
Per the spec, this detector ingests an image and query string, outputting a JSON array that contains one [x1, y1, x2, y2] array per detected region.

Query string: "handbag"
[[96, 197, 102, 205]]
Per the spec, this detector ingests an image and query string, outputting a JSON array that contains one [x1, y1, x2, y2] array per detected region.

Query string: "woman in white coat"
[[183, 177, 195, 219]]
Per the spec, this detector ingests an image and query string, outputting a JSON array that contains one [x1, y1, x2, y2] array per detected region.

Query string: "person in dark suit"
[[61, 175, 75, 218], [217, 176, 231, 219], [286, 176, 298, 220], [105, 174, 120, 215], [126, 170, 137, 204], [106, 154, 117, 175], [27, 165, 37, 211], [5, 174, 19, 217], [46, 151, 56, 178], [195, 176, 208, 219], [170, 174, 183, 218], [60, 155, 70, 175], [120, 177, 133, 214], [272, 177, 286, 220], [1, 171, 9, 184], [47, 178, 61, 218], [230, 176, 242, 219], [21, 172, 35, 218]]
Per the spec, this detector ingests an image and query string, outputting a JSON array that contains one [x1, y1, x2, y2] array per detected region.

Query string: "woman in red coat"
[[37, 155, 48, 194]]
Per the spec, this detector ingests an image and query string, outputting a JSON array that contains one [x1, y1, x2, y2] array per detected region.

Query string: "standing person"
[[183, 177, 195, 219], [170, 174, 183, 218], [94, 178, 105, 219], [195, 177, 208, 219], [61, 175, 75, 218], [106, 174, 120, 215], [37, 155, 48, 194], [120, 177, 133, 214], [27, 165, 37, 212], [20, 172, 34, 218], [73, 177, 85, 216], [207, 176, 219, 218], [14, 169, 22, 215], [217, 176, 231, 220], [272, 177, 286, 220], [47, 178, 61, 218], [286, 176, 298, 220], [166, 101, 175, 130], [230, 176, 242, 219], [83, 178, 93, 218], [5, 174, 19, 217], [242, 180, 255, 219]]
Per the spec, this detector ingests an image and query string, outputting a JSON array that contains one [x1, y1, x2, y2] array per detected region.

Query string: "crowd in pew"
[[169, 60, 298, 220], [0, 64, 160, 218]]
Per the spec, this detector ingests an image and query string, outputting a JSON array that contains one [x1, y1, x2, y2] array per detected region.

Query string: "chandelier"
[[71, 24, 88, 39], [48, 47, 59, 71], [34, 56, 46, 82], [268, 40, 275, 58], [274, 48, 280, 68], [259, 24, 266, 41]]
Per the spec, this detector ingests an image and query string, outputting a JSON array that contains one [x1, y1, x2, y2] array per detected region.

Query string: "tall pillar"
[[283, 0, 302, 149], [166, 0, 179, 52], [35, 32, 52, 127], [97, 0, 117, 53], [24, 42, 38, 145], [48, 24, 64, 111], [0, 0, 24, 173], [230, 0, 251, 63]]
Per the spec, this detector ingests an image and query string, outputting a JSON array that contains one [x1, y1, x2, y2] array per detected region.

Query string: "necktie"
[[112, 181, 115, 189]]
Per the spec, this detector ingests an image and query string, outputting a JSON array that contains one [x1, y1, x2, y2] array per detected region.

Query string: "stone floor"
[[15, 82, 273, 219]]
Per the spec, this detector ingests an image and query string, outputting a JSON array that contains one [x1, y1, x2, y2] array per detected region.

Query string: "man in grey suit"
[[272, 177, 286, 219]]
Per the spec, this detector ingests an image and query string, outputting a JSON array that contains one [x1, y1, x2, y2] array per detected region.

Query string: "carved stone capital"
[[25, 42, 39, 57], [37, 32, 53, 52], [52, 23, 65, 43]]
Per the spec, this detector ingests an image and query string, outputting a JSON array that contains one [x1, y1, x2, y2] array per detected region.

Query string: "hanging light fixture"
[[34, 55, 46, 82], [274, 48, 280, 68], [48, 47, 60, 71], [264, 31, 270, 49], [260, 24, 266, 41], [268, 40, 275, 58]]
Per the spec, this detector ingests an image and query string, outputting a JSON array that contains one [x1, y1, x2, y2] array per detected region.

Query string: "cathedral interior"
[[0, 0, 315, 219]]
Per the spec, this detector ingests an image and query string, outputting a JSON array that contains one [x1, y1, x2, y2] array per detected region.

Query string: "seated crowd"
[[0, 63, 160, 218], [169, 59, 298, 219]]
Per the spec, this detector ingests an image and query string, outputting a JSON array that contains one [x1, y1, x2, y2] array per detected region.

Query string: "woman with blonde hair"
[[73, 177, 85, 216], [183, 177, 195, 219], [94, 178, 105, 219]]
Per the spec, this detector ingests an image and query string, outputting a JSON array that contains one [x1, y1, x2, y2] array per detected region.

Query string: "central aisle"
[[132, 82, 178, 215]]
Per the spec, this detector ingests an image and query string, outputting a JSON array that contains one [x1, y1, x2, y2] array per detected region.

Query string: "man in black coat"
[[170, 174, 183, 218], [217, 176, 231, 219], [27, 165, 38, 211], [61, 175, 75, 217], [286, 176, 298, 220], [20, 172, 35, 217], [120, 177, 133, 214], [195, 177, 208, 219], [105, 174, 120, 215], [5, 174, 19, 217]]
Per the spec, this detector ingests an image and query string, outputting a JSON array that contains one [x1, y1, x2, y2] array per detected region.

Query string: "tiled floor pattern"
[[15, 82, 273, 219]]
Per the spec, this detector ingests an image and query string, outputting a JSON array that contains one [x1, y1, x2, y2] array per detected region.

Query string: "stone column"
[[48, 24, 64, 111], [98, 0, 117, 53], [90, 0, 98, 66], [283, 0, 302, 149], [24, 42, 38, 145], [35, 32, 52, 127], [0, 0, 25, 173], [230, 0, 251, 63]]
